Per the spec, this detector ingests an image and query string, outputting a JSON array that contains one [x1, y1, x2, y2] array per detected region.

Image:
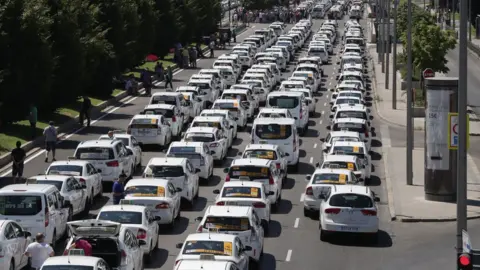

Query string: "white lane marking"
[[313, 143, 317, 148], [309, 157, 313, 163], [329, 82, 332, 86], [319, 120, 323, 125], [294, 218, 300, 228], [300, 193, 305, 202], [326, 94, 329, 98], [321, 110, 324, 115], [286, 249, 293, 262], [323, 102, 327, 106]]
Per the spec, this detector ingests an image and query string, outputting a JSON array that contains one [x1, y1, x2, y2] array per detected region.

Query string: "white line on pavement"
[[319, 119, 323, 125], [286, 249, 293, 262], [294, 218, 299, 228], [300, 193, 305, 202], [323, 102, 326, 106], [329, 82, 332, 86], [321, 110, 324, 115], [313, 143, 317, 148], [326, 94, 329, 98], [309, 157, 313, 163]]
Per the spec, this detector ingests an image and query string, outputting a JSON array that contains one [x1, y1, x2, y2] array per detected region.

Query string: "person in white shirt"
[[24, 233, 54, 270]]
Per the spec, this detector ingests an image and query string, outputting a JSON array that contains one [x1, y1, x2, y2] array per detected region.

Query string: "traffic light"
[[458, 253, 473, 270]]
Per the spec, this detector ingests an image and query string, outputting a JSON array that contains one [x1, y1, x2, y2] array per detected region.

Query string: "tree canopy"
[[0, 0, 222, 124]]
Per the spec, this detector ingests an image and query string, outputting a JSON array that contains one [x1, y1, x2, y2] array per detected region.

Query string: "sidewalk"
[[369, 38, 480, 222]]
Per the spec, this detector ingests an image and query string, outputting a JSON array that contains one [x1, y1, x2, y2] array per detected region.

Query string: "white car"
[[166, 141, 214, 182], [65, 220, 144, 270], [320, 155, 367, 183], [303, 168, 358, 217], [291, 71, 319, 92], [240, 144, 288, 182], [177, 92, 203, 119], [0, 220, 32, 270], [127, 114, 173, 149], [220, 89, 258, 119], [28, 175, 88, 217], [174, 260, 241, 270], [213, 181, 272, 231], [143, 157, 200, 208], [319, 185, 380, 243], [98, 132, 142, 169], [174, 233, 251, 270], [326, 141, 372, 182], [321, 131, 362, 153], [46, 159, 103, 205], [232, 49, 254, 68], [224, 159, 282, 211], [142, 104, 186, 138], [191, 116, 234, 149], [194, 206, 264, 265], [182, 127, 228, 162], [122, 178, 181, 228], [96, 205, 159, 260], [330, 97, 363, 116], [201, 108, 242, 136], [289, 88, 317, 116], [41, 256, 110, 270]]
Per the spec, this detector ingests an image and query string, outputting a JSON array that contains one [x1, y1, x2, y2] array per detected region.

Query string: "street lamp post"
[[392, 0, 398, 109], [385, 0, 391, 89], [406, 0, 413, 185]]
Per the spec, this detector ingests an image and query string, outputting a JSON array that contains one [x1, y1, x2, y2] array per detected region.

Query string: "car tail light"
[[172, 116, 177, 122], [225, 174, 230, 182], [45, 207, 49, 227], [325, 208, 341, 214], [305, 187, 313, 196], [156, 203, 169, 209], [253, 202, 266, 208], [127, 125, 131, 134], [106, 160, 119, 167], [365, 130, 369, 138], [210, 143, 219, 148], [79, 178, 86, 185], [216, 201, 225, 205], [137, 229, 147, 239], [276, 163, 281, 169], [361, 209, 377, 216], [196, 226, 203, 233], [269, 174, 274, 185]]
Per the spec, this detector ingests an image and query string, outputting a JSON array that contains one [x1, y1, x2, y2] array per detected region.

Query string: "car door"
[[52, 192, 68, 236], [185, 161, 197, 197], [66, 178, 82, 213], [115, 143, 128, 175], [87, 163, 102, 196], [3, 223, 20, 268], [146, 210, 158, 245], [122, 231, 136, 269], [130, 137, 142, 164], [251, 212, 264, 247], [161, 116, 172, 139], [122, 144, 135, 174], [167, 183, 180, 215], [235, 238, 248, 270], [127, 230, 143, 270], [11, 221, 30, 268], [216, 130, 227, 152]]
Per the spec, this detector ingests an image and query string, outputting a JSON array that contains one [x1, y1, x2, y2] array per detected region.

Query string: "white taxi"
[[176, 88, 204, 118], [98, 132, 142, 169], [174, 233, 251, 270], [142, 104, 185, 139], [220, 89, 258, 119], [224, 159, 282, 211], [194, 206, 264, 265], [0, 220, 32, 270], [143, 157, 200, 208], [326, 141, 372, 183], [319, 185, 380, 242], [213, 182, 272, 231], [303, 168, 358, 217], [40, 256, 109, 270], [121, 178, 181, 228], [211, 101, 248, 130], [239, 144, 288, 182], [127, 114, 172, 148], [174, 260, 242, 270], [46, 159, 103, 205], [166, 141, 214, 182], [256, 108, 293, 119], [321, 131, 362, 152], [96, 205, 159, 260], [291, 71, 319, 92], [190, 116, 234, 148], [200, 108, 241, 137], [319, 155, 367, 183], [289, 88, 317, 116], [182, 127, 228, 162], [28, 175, 88, 217]]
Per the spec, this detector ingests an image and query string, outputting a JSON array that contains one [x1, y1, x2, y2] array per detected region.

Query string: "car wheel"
[[320, 228, 328, 242], [303, 208, 310, 217]]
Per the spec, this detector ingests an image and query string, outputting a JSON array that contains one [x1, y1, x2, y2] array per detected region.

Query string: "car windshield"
[[259, 112, 287, 118], [34, 180, 63, 191], [337, 111, 366, 119], [125, 185, 160, 196], [47, 165, 83, 176], [184, 133, 215, 143], [331, 136, 360, 143], [333, 123, 366, 133], [203, 216, 251, 232], [312, 173, 348, 184], [0, 195, 43, 216], [97, 211, 142, 224], [268, 96, 299, 108], [75, 147, 114, 160], [222, 186, 262, 199], [243, 149, 277, 160], [144, 109, 174, 118], [182, 240, 232, 256], [255, 124, 292, 140], [192, 121, 220, 128], [149, 165, 184, 177], [329, 194, 373, 208], [42, 267, 94, 270], [228, 166, 270, 180]]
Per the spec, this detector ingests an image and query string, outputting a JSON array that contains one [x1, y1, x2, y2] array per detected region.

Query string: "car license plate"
[[340, 226, 358, 232], [226, 201, 239, 206]]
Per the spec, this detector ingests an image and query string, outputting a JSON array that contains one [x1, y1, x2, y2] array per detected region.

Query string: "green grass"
[[0, 89, 124, 155]]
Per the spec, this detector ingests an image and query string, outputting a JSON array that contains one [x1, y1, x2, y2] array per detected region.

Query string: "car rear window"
[[228, 166, 270, 180], [203, 216, 251, 231], [0, 195, 43, 216], [322, 161, 357, 171], [184, 133, 215, 143], [268, 96, 299, 109], [98, 211, 142, 224], [329, 194, 373, 208], [144, 109, 174, 118], [333, 123, 366, 133], [222, 186, 262, 199], [312, 173, 348, 184], [151, 95, 176, 105], [192, 121, 220, 128], [243, 149, 277, 160], [337, 111, 366, 119], [167, 146, 202, 160], [130, 118, 159, 129], [149, 165, 184, 178], [259, 113, 287, 118], [75, 147, 115, 160], [125, 185, 160, 196], [255, 124, 292, 140], [182, 240, 233, 256], [335, 98, 360, 105], [47, 165, 83, 176]]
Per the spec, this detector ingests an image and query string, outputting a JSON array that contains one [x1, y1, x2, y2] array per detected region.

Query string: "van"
[[267, 91, 309, 135], [251, 117, 300, 171], [0, 184, 70, 249]]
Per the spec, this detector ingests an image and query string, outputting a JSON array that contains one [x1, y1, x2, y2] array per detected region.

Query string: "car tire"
[[320, 228, 328, 242], [261, 220, 269, 235], [303, 208, 310, 217], [9, 259, 14, 270]]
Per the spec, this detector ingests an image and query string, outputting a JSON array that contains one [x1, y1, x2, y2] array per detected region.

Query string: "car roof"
[[185, 233, 237, 242], [99, 204, 146, 213], [254, 117, 295, 125], [42, 256, 102, 267], [231, 158, 271, 167], [144, 104, 176, 109], [331, 141, 366, 147], [0, 184, 57, 193], [244, 144, 278, 151], [29, 175, 72, 181], [148, 157, 186, 166], [152, 92, 181, 97], [324, 154, 357, 162], [205, 205, 252, 217], [259, 108, 289, 113], [312, 168, 352, 175], [78, 140, 119, 148], [125, 178, 170, 187], [193, 116, 224, 122], [222, 181, 264, 189], [333, 118, 366, 123], [186, 127, 218, 134], [48, 160, 89, 166], [333, 184, 372, 195], [170, 141, 204, 148], [330, 131, 361, 137]]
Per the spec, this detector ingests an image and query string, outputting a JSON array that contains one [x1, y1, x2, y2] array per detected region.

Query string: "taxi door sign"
[[250, 188, 259, 197], [157, 187, 165, 197], [352, 146, 360, 153], [347, 163, 354, 170], [223, 242, 233, 255], [339, 174, 347, 183]]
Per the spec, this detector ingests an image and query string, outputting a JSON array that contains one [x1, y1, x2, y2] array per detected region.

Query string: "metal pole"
[[228, 0, 231, 27], [406, 0, 413, 185], [392, 0, 398, 109], [381, 0, 385, 72], [469, 0, 472, 41], [452, 0, 455, 30], [385, 0, 391, 88], [457, 0, 468, 256]]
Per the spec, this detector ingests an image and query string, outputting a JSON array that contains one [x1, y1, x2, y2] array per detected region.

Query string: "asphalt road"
[[1, 16, 473, 270]]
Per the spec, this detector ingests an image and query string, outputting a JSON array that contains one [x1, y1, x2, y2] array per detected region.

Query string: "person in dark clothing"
[[232, 28, 237, 43], [154, 62, 164, 81], [196, 43, 204, 58], [165, 66, 174, 89], [11, 141, 26, 182], [29, 104, 37, 139], [79, 96, 91, 127], [209, 40, 215, 58], [141, 70, 152, 96], [112, 172, 127, 205]]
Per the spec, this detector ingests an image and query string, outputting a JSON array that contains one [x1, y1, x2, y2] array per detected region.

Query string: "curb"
[[0, 24, 250, 171], [381, 140, 397, 221], [397, 215, 480, 223]]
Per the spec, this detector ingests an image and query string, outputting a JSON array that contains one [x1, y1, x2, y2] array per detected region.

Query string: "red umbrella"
[[145, 54, 159, 62]]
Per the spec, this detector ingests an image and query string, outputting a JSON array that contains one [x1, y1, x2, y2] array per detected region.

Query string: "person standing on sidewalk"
[[43, 121, 57, 163], [29, 104, 38, 139], [209, 40, 215, 58], [79, 96, 91, 127], [24, 233, 54, 270], [165, 66, 174, 90], [11, 141, 26, 183]]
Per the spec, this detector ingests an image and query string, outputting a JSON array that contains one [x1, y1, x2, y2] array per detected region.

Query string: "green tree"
[[243, 0, 275, 10], [134, 0, 157, 57], [194, 0, 221, 39], [395, 1, 435, 38], [154, 0, 180, 57]]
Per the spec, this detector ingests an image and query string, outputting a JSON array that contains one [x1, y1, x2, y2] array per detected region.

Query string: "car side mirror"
[[223, 168, 229, 173], [24, 231, 31, 238], [280, 169, 285, 174], [97, 169, 102, 173], [235, 117, 239, 120], [362, 164, 366, 169], [294, 117, 298, 120], [213, 189, 220, 194], [320, 138, 325, 142], [329, 88, 334, 92], [195, 217, 203, 222], [176, 187, 183, 192], [243, 246, 253, 251], [369, 116, 373, 120], [139, 111, 145, 115], [81, 183, 87, 189], [267, 191, 274, 196], [230, 125, 234, 129], [326, 125, 331, 130], [181, 113, 185, 116], [237, 152, 243, 156], [195, 168, 201, 173], [63, 200, 72, 208], [284, 153, 289, 156], [127, 149, 134, 156], [315, 162, 320, 168], [315, 98, 319, 102], [176, 243, 183, 249], [210, 150, 216, 155], [305, 175, 311, 181], [374, 197, 380, 202]]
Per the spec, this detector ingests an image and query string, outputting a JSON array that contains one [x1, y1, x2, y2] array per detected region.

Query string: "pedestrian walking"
[[24, 233, 54, 270], [196, 43, 204, 58], [29, 104, 37, 139], [79, 96, 91, 127], [43, 121, 57, 163], [165, 66, 174, 89], [11, 141, 26, 183], [190, 47, 198, 68], [140, 70, 152, 96], [154, 62, 164, 81], [209, 40, 215, 58], [112, 172, 127, 205]]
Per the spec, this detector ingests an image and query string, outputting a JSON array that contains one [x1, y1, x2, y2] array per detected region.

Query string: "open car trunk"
[[80, 237, 121, 267]]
